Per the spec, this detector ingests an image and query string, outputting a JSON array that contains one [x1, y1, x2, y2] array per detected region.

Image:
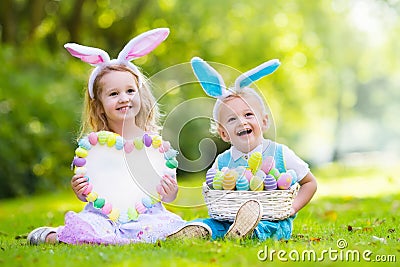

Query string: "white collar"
[[231, 142, 263, 161]]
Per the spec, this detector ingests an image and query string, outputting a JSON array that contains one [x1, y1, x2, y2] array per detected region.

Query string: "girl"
[[27, 28, 186, 245], [168, 57, 317, 240]]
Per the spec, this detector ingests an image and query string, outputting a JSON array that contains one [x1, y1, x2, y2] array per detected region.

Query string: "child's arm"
[[156, 174, 178, 203], [290, 172, 317, 215], [71, 174, 88, 202]]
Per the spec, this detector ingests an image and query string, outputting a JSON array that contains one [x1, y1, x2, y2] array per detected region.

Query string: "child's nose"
[[119, 93, 131, 103]]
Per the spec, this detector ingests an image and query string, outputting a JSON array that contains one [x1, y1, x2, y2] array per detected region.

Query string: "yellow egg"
[[108, 209, 120, 222], [250, 176, 264, 191], [222, 171, 237, 190], [75, 147, 88, 158], [248, 152, 262, 174], [152, 136, 162, 148], [86, 191, 98, 202], [107, 133, 117, 147], [74, 166, 87, 175]]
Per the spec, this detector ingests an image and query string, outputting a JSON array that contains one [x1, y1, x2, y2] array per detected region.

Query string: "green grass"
[[1, 165, 399, 267]]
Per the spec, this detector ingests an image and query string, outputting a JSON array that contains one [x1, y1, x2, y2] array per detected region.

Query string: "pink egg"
[[261, 156, 275, 174], [160, 141, 170, 152], [83, 183, 93, 195], [277, 173, 292, 190], [244, 169, 253, 182], [88, 132, 98, 145], [102, 202, 112, 215], [135, 202, 147, 214], [124, 141, 134, 153]]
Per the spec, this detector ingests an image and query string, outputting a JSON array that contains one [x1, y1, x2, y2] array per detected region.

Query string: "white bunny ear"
[[64, 43, 110, 66], [234, 59, 281, 91], [118, 28, 170, 62], [191, 57, 230, 99]]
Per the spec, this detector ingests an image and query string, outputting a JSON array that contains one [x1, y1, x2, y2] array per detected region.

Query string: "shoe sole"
[[167, 225, 210, 239], [225, 200, 262, 239]]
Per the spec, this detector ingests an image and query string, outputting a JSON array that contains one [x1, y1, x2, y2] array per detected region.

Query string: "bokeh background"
[[1, 0, 399, 199]]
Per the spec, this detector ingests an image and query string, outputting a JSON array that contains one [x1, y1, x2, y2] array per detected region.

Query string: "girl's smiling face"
[[99, 70, 141, 128], [217, 95, 268, 153]]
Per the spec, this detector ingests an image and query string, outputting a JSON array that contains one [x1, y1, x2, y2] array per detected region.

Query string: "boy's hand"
[[156, 174, 178, 203], [71, 174, 88, 202]]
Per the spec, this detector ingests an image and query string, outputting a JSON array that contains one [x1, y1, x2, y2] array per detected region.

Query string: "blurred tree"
[[0, 0, 399, 198]]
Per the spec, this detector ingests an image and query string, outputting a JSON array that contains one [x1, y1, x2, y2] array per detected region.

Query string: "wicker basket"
[[202, 182, 300, 222]]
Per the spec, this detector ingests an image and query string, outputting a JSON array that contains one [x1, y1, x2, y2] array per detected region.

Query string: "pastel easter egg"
[[244, 169, 253, 182], [97, 131, 108, 145], [164, 148, 178, 160], [135, 202, 147, 214], [269, 168, 280, 179], [159, 141, 170, 153], [74, 166, 87, 175], [127, 207, 139, 221], [115, 136, 124, 150], [107, 133, 117, 147], [73, 157, 86, 167], [249, 175, 264, 191], [108, 209, 120, 221], [124, 141, 134, 153], [261, 156, 275, 174], [248, 152, 262, 173], [118, 213, 130, 224], [142, 196, 153, 208], [264, 174, 277, 190], [78, 138, 92, 150], [102, 202, 112, 215], [212, 171, 224, 190], [75, 147, 88, 158], [205, 168, 217, 188], [166, 158, 178, 169], [222, 170, 237, 190], [93, 198, 105, 209], [287, 169, 298, 185], [86, 191, 98, 202], [152, 135, 162, 148], [143, 134, 152, 147], [236, 176, 250, 191], [277, 173, 292, 190], [255, 170, 266, 179], [134, 137, 144, 150], [88, 132, 98, 145], [83, 183, 93, 195], [235, 166, 246, 178]]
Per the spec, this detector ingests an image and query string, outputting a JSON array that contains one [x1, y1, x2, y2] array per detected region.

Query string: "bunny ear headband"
[[64, 28, 170, 99], [191, 57, 280, 99]]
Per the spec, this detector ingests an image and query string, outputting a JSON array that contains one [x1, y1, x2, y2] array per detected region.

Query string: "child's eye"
[[109, 91, 118, 97], [227, 117, 236, 123], [127, 88, 137, 94], [245, 113, 254, 118]]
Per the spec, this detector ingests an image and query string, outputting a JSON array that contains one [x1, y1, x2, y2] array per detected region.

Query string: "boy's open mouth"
[[237, 129, 252, 136]]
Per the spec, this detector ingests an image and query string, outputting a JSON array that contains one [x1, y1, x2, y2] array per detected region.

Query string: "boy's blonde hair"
[[79, 65, 160, 139], [210, 87, 267, 135]]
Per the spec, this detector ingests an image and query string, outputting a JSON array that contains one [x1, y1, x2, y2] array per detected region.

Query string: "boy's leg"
[[225, 200, 262, 239]]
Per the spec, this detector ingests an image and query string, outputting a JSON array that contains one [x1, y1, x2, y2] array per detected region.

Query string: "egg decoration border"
[[71, 130, 178, 223]]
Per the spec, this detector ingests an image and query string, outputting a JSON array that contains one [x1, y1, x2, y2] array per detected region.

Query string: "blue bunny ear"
[[191, 57, 227, 98], [234, 59, 281, 90]]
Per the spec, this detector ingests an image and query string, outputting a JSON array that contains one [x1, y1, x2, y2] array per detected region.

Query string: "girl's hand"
[[71, 174, 88, 202], [156, 174, 178, 203]]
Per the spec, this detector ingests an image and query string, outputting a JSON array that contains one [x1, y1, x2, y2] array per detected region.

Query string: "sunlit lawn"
[[0, 164, 399, 267]]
